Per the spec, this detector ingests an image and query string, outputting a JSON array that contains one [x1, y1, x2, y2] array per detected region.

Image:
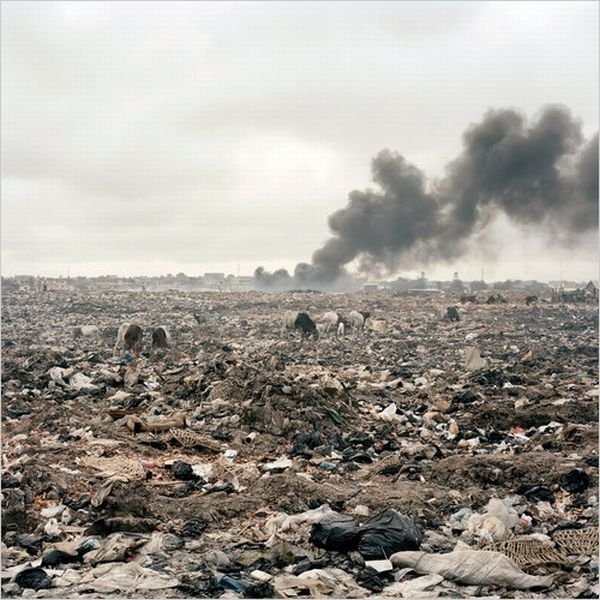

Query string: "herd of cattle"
[[74, 323, 172, 356], [72, 309, 374, 357], [72, 289, 582, 356], [282, 309, 370, 340]]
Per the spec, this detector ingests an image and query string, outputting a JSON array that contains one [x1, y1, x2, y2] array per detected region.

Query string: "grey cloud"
[[1, 2, 598, 280]]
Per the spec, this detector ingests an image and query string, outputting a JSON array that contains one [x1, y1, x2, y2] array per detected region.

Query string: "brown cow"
[[124, 324, 144, 356]]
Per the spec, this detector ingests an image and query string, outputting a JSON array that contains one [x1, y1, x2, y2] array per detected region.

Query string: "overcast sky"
[[1, 1, 598, 281]]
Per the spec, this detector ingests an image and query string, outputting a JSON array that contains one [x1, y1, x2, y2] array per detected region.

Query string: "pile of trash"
[[1, 288, 598, 598]]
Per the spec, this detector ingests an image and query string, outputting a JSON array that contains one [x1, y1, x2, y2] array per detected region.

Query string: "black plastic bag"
[[356, 509, 421, 559], [14, 568, 52, 590], [560, 469, 590, 493], [516, 483, 555, 503], [310, 509, 421, 558], [309, 513, 360, 551]]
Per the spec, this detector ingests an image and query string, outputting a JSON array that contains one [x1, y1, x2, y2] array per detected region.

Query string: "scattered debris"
[[1, 288, 597, 597]]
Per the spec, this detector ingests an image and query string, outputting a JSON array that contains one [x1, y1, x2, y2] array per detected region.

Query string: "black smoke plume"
[[255, 105, 598, 290]]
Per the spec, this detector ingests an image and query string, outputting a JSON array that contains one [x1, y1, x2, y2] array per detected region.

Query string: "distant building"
[[203, 273, 225, 290]]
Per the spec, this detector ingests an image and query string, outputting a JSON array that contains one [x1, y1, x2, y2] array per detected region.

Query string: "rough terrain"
[[1, 289, 598, 598]]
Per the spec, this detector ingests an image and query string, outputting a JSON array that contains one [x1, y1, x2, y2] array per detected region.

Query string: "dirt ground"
[[1, 289, 598, 598]]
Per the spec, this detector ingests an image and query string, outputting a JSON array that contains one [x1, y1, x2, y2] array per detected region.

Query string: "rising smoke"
[[255, 105, 598, 290]]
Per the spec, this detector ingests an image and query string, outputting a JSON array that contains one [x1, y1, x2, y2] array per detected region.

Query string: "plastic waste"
[[382, 574, 444, 596], [262, 457, 293, 472], [272, 568, 369, 598], [83, 533, 148, 565], [215, 574, 249, 593], [77, 325, 99, 337], [365, 559, 393, 572], [464, 347, 488, 371], [6, 402, 31, 418], [119, 351, 135, 365], [378, 403, 401, 422], [466, 498, 519, 542], [309, 512, 359, 551], [517, 483, 555, 503], [319, 461, 337, 471], [172, 460, 196, 480], [44, 518, 61, 537], [391, 549, 554, 589], [14, 568, 52, 590], [65, 562, 179, 593], [41, 548, 79, 568], [181, 518, 208, 537], [192, 463, 215, 481], [40, 504, 66, 519], [357, 509, 422, 559], [310, 508, 421, 558], [68, 372, 100, 392], [250, 570, 273, 582], [85, 516, 158, 536], [560, 469, 590, 493]]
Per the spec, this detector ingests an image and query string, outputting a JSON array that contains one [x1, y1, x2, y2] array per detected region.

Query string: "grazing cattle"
[[446, 306, 460, 322], [460, 294, 478, 304], [152, 326, 171, 350], [525, 295, 538, 306], [123, 324, 144, 356], [282, 310, 298, 338], [348, 310, 370, 334], [295, 312, 319, 340], [282, 311, 319, 340], [322, 311, 340, 334], [113, 322, 131, 356]]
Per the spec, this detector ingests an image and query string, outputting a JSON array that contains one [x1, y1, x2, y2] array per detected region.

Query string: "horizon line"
[[3, 273, 598, 285]]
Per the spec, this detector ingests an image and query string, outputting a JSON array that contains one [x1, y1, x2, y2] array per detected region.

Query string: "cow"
[[282, 311, 319, 340], [525, 295, 538, 306], [295, 312, 319, 340], [113, 322, 131, 356], [322, 311, 340, 334], [348, 310, 370, 335], [446, 306, 460, 322], [152, 326, 171, 351], [123, 324, 144, 357]]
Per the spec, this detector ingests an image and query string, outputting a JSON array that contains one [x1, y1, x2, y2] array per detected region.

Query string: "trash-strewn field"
[[1, 289, 598, 599]]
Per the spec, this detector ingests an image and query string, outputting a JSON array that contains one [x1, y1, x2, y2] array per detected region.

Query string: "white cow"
[[281, 310, 298, 339], [348, 310, 370, 337], [322, 311, 340, 334]]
